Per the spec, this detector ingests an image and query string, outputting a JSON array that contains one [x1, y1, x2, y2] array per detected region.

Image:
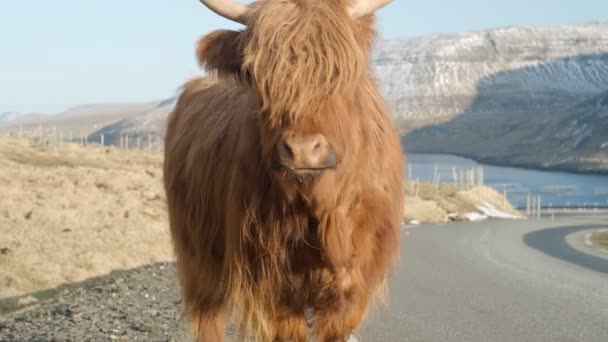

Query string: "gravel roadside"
[[0, 262, 192, 342]]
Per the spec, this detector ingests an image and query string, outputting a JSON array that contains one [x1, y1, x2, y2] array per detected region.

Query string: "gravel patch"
[[0, 262, 192, 342]]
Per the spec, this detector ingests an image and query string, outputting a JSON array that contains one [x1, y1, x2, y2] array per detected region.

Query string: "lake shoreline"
[[402, 148, 608, 177], [403, 151, 608, 209]]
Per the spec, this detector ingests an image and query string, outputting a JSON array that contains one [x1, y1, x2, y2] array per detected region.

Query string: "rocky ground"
[[0, 262, 193, 342]]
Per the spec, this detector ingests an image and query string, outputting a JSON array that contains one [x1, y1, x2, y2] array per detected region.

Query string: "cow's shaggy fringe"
[[164, 1, 404, 341], [242, 0, 366, 126]]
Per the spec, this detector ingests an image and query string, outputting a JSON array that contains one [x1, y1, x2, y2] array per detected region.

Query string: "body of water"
[[407, 154, 608, 209]]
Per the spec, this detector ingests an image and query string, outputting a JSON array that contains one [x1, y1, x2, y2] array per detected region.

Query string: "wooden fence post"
[[435, 174, 440, 199], [459, 170, 464, 190]]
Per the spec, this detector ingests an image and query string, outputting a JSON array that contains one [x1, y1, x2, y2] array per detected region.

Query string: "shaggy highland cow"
[[163, 0, 404, 341]]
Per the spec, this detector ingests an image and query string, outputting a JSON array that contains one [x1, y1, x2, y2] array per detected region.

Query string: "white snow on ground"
[[585, 233, 594, 247], [447, 207, 521, 222], [475, 202, 523, 219], [463, 212, 489, 221]]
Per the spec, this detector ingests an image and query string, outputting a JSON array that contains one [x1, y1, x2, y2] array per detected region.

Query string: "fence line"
[[0, 125, 165, 154], [406, 163, 485, 192], [405, 162, 608, 218], [4, 127, 607, 219]]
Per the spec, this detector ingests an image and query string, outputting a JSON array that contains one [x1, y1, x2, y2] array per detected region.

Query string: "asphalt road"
[[358, 214, 608, 342]]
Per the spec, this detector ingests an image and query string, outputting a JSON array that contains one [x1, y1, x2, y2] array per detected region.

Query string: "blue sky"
[[1, 0, 606, 113]]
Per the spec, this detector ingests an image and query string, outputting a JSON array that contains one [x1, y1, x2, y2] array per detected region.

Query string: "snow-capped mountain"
[[399, 22, 608, 173], [374, 22, 608, 130]]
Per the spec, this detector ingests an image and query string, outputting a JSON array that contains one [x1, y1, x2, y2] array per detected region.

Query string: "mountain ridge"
[[373, 21, 608, 132]]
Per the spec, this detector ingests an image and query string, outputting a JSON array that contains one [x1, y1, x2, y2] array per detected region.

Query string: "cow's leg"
[[176, 261, 228, 342], [312, 290, 371, 342], [273, 308, 309, 342], [190, 306, 227, 342]]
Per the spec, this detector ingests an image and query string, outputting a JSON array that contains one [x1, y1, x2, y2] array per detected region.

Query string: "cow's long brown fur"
[[163, 1, 404, 341]]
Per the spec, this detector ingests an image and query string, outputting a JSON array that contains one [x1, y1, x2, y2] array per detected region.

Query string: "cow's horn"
[[348, 0, 392, 18], [199, 0, 250, 25]]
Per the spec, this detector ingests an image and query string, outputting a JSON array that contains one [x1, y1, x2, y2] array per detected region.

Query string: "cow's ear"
[[196, 29, 244, 77]]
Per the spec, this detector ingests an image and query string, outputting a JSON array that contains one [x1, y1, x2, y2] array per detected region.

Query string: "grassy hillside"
[[403, 181, 520, 223], [590, 231, 608, 250], [0, 137, 171, 299]]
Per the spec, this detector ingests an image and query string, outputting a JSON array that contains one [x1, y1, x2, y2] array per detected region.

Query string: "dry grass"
[[590, 231, 608, 249], [0, 137, 172, 299], [403, 180, 520, 223]]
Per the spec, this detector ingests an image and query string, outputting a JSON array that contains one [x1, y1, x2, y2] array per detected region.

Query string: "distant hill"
[[405, 88, 608, 173], [0, 112, 47, 127], [377, 21, 608, 173], [397, 21, 608, 173], [0, 112, 21, 124], [0, 103, 158, 137], [88, 98, 176, 146], [52, 103, 156, 124]]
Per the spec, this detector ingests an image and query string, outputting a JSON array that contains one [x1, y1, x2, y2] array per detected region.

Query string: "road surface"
[[359, 214, 608, 342], [1, 215, 607, 341]]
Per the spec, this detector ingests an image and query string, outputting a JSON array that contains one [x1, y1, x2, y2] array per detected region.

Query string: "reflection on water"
[[406, 154, 608, 209]]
